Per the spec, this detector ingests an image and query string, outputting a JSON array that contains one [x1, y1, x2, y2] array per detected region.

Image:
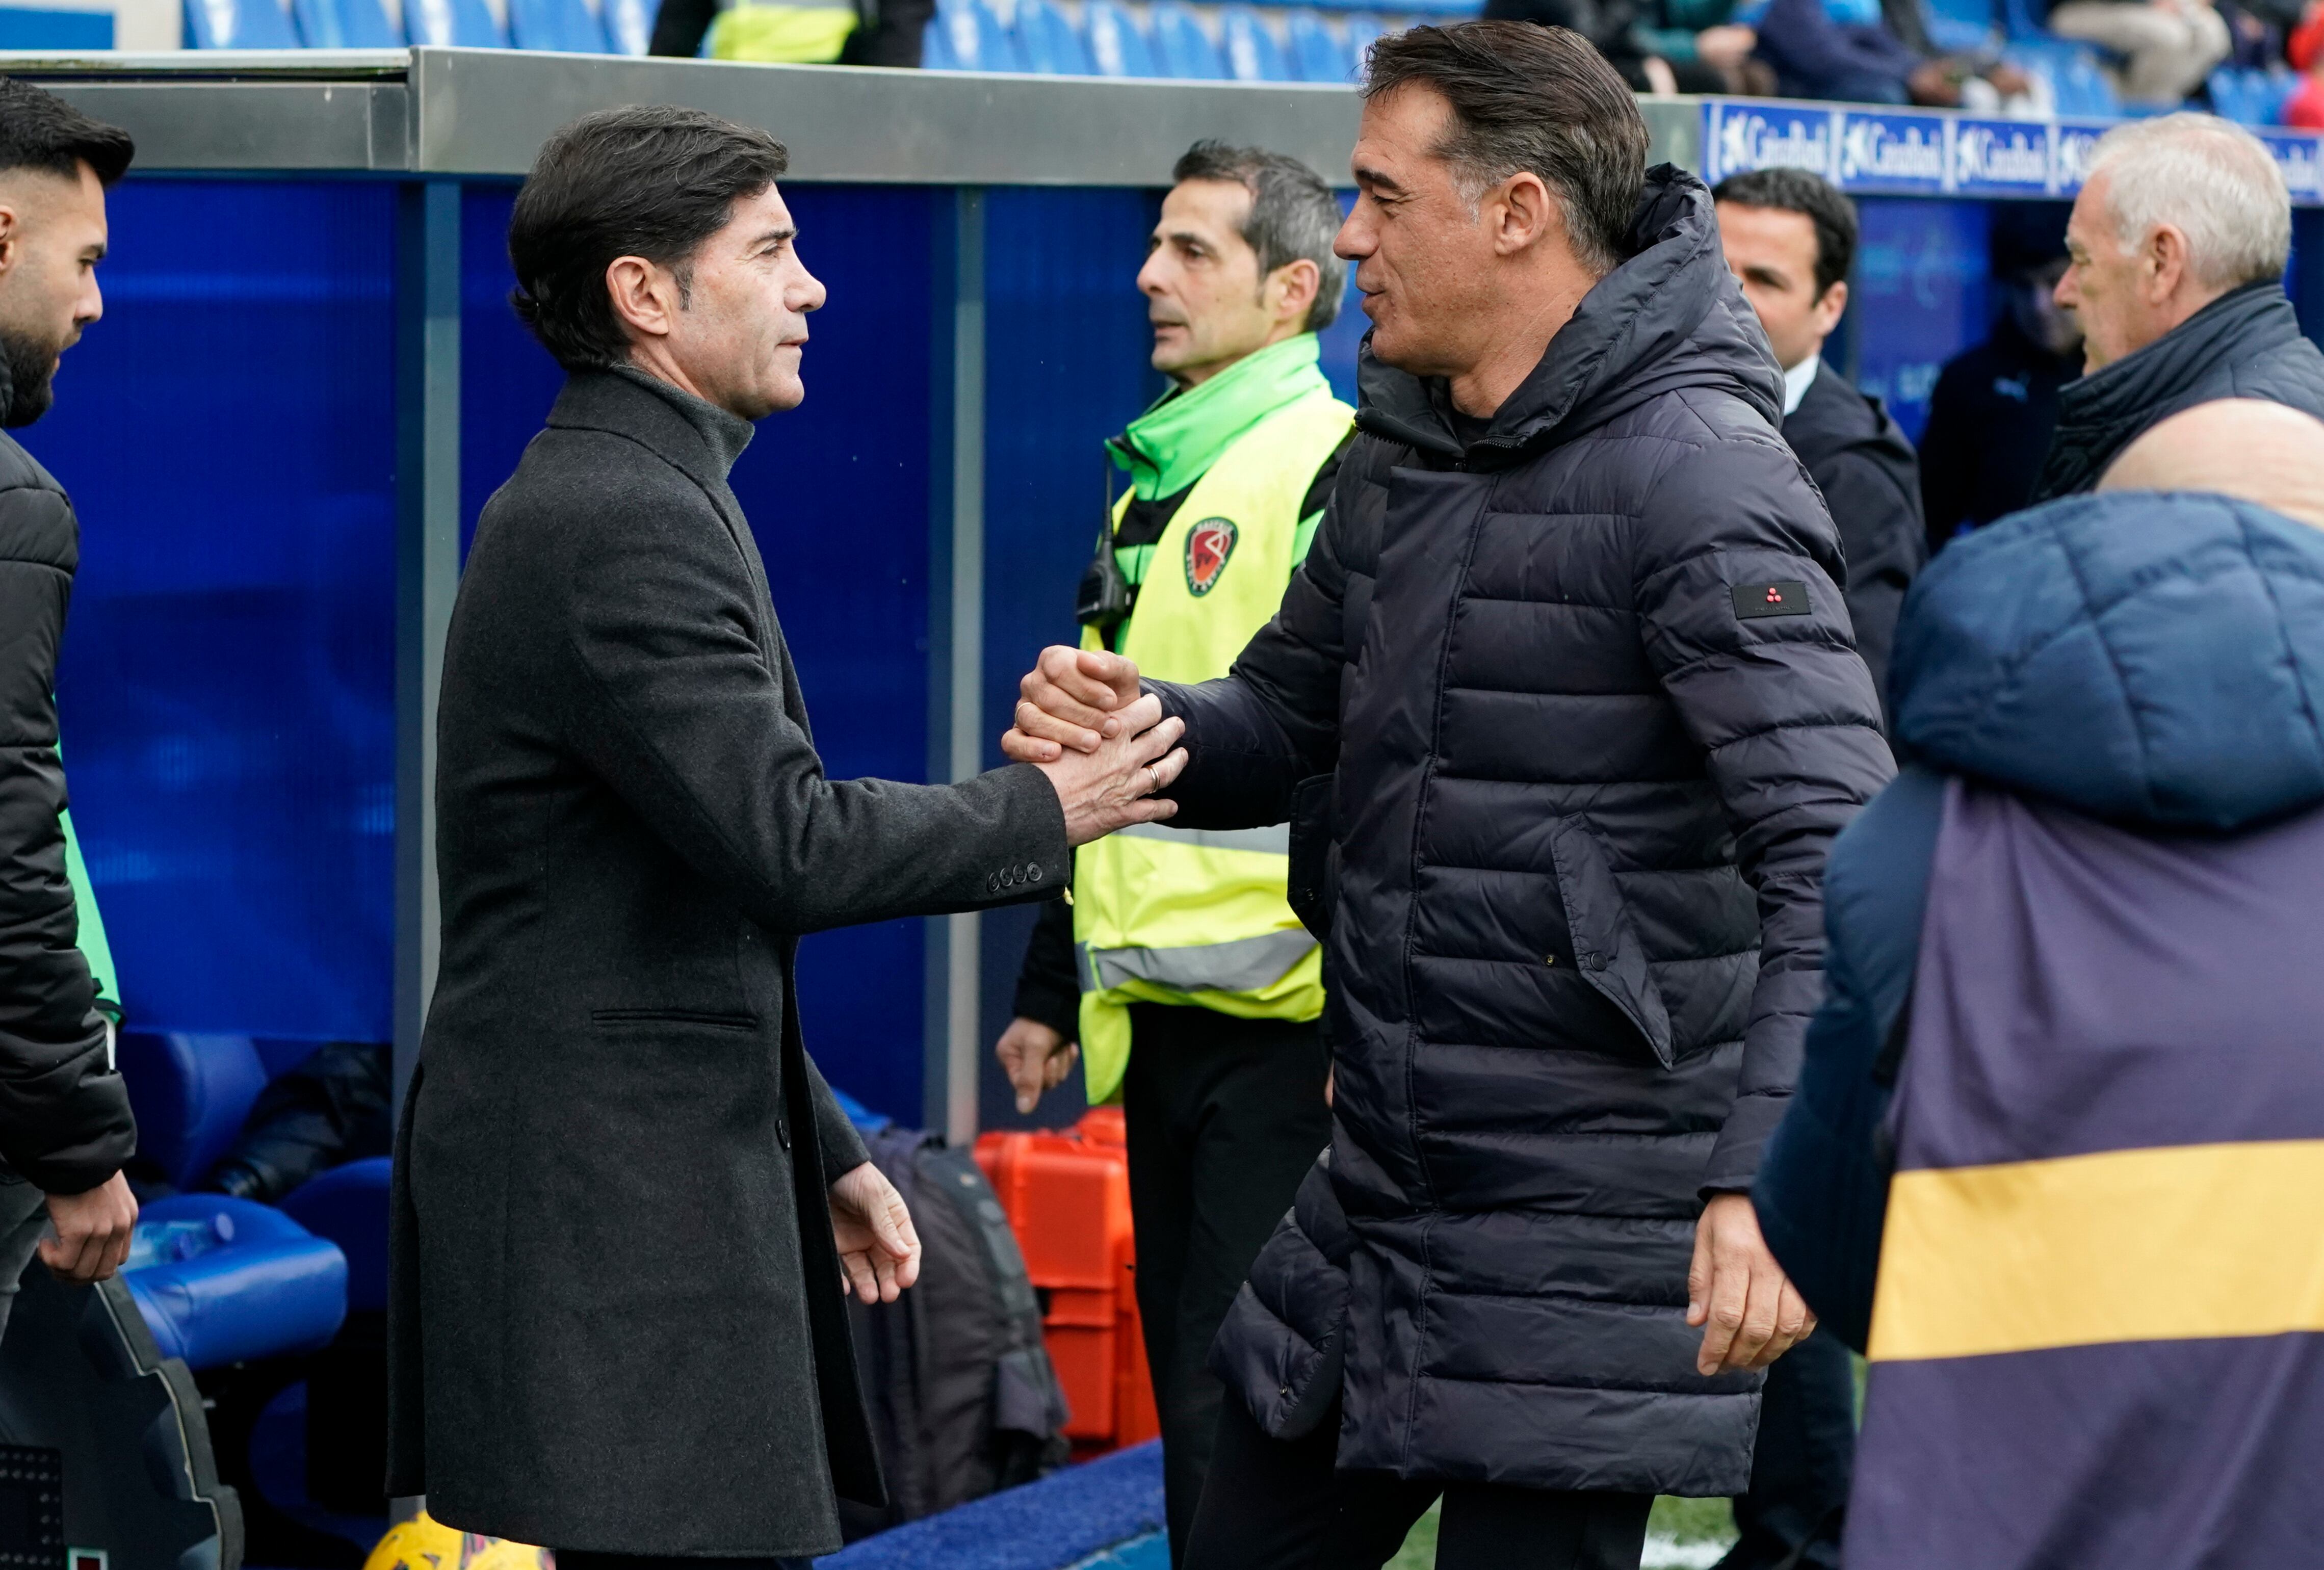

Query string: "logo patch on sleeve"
[[1185, 517, 1239, 596], [1733, 580, 1810, 620]]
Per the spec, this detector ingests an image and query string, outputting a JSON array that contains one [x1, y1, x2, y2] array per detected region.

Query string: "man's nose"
[[79, 274, 101, 326], [798, 266, 826, 313], [1332, 213, 1369, 261], [1134, 252, 1167, 296]]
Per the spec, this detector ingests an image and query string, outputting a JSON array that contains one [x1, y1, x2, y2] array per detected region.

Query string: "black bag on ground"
[[839, 1124, 1069, 1538]]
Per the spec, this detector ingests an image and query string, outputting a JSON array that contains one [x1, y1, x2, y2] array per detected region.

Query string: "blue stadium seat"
[[123, 1194, 347, 1371], [1340, 10, 1388, 67], [404, 0, 507, 46], [509, 0, 609, 50], [1918, 0, 1992, 50], [120, 1032, 272, 1190], [280, 1156, 391, 1315], [1083, 0, 1158, 75], [1220, 6, 1293, 79], [2207, 65, 2297, 126], [1017, 0, 1094, 73], [602, 0, 651, 49], [182, 0, 301, 48], [1150, 0, 1225, 76], [1287, 9, 1350, 80], [291, 0, 400, 46], [923, 0, 1027, 69]]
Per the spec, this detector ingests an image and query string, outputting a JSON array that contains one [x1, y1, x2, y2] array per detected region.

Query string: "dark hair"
[[0, 76, 133, 187], [1171, 140, 1348, 333], [1711, 168, 1858, 299], [1362, 22, 1646, 278], [509, 106, 789, 369]]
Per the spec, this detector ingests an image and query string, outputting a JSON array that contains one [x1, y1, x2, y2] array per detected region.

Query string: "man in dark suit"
[[1715, 168, 1925, 720], [1710, 166, 1926, 1570], [387, 107, 1188, 1569]]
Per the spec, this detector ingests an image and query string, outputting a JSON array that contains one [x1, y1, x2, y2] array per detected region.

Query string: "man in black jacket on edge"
[[392, 108, 1186, 1568], [0, 78, 138, 1341], [1008, 24, 1892, 1570], [1714, 169, 1923, 725], [1709, 166, 1921, 1570], [2037, 112, 2324, 499]]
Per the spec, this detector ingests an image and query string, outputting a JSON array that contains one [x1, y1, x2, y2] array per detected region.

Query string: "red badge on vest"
[[1184, 517, 1239, 597]]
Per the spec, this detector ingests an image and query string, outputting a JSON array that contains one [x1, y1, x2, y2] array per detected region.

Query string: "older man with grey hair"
[[2037, 112, 2324, 498]]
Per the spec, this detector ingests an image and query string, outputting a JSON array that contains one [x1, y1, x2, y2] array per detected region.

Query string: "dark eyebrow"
[[1353, 163, 1404, 195], [1741, 263, 1787, 289], [752, 225, 796, 252]]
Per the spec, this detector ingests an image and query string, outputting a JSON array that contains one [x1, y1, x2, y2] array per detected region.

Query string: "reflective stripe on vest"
[[1114, 820, 1292, 856], [1073, 385, 1352, 1103], [1077, 927, 1318, 996]]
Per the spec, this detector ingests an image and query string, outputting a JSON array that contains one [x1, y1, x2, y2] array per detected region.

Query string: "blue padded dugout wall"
[[35, 181, 399, 1043]]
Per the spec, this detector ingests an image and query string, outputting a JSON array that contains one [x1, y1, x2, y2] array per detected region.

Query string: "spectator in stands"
[[1486, 0, 1753, 92], [648, 0, 929, 65], [1753, 0, 2038, 104], [2045, 0, 2232, 107], [391, 106, 1187, 1568], [1715, 169, 1924, 720], [1005, 23, 1893, 1569], [1633, 0, 1768, 93], [2036, 113, 2324, 498], [1918, 204, 2081, 552], [1753, 398, 2324, 1570], [0, 78, 138, 1338], [1708, 167, 1921, 1569], [2283, 0, 2324, 125], [996, 142, 1351, 1567]]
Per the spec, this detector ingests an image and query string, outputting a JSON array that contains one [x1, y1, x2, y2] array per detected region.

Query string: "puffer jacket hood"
[[1358, 164, 1783, 463], [1892, 491, 2324, 833]]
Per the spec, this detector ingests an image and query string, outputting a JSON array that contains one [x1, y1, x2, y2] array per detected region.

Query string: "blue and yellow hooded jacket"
[[1758, 490, 2324, 1569]]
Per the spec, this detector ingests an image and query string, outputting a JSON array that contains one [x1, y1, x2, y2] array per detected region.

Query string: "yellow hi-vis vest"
[[1074, 386, 1352, 1103], [707, 0, 856, 62]]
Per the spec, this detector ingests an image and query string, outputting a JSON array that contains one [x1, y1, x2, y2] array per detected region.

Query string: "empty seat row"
[[925, 0, 1436, 81], [186, 0, 654, 51]]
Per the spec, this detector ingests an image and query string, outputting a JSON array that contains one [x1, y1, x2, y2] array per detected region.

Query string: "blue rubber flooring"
[[818, 1442, 1165, 1570]]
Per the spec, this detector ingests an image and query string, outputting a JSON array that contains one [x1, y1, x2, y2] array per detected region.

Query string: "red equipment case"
[[974, 1107, 1159, 1455]]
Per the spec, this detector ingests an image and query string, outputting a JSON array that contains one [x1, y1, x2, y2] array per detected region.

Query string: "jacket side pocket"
[[1287, 772, 1337, 942], [1547, 816, 1675, 1066]]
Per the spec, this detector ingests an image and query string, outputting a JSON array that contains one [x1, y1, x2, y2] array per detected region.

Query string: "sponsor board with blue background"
[[1701, 100, 2324, 204]]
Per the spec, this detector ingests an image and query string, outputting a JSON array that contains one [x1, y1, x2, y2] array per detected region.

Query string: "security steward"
[[646, 0, 926, 67], [995, 141, 1353, 1563]]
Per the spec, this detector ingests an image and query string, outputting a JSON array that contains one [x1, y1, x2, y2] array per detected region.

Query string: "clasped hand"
[[1012, 646, 1187, 846]]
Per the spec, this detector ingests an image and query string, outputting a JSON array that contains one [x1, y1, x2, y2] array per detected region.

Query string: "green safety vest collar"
[[1107, 333, 1333, 502]]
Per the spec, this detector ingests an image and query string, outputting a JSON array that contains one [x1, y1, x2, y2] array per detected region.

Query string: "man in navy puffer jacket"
[[1756, 399, 2324, 1569], [1007, 22, 1893, 1569]]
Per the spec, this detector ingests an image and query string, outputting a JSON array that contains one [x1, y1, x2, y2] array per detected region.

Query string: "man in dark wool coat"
[[387, 107, 1189, 1568], [1006, 23, 1894, 1570]]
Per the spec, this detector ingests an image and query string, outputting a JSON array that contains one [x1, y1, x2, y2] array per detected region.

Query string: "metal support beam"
[[924, 187, 985, 1146], [393, 179, 461, 1127]]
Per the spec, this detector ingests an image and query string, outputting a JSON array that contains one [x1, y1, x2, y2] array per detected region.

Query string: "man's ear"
[[606, 253, 681, 344], [1267, 257, 1321, 329], [0, 201, 22, 279], [2146, 223, 2190, 304], [1812, 278, 1849, 336], [1489, 171, 1559, 258]]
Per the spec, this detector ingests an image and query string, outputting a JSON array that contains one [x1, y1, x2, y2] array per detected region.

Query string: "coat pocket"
[[1546, 816, 1674, 1067], [589, 1007, 761, 1032], [1287, 773, 1337, 943]]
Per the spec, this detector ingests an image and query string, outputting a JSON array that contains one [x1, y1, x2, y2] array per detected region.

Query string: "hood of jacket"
[[2034, 281, 2310, 501], [1353, 165, 1782, 465], [1890, 489, 2324, 832]]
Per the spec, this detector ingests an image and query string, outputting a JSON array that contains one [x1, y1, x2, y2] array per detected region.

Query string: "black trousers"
[[1184, 1395, 1654, 1570], [1122, 1003, 1333, 1567], [1715, 1328, 1856, 1570]]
